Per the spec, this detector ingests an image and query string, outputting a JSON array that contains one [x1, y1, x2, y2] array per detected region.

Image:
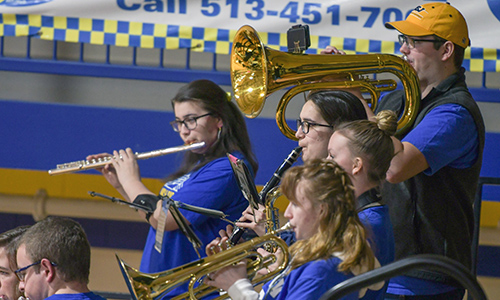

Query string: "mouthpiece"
[[279, 222, 292, 232]]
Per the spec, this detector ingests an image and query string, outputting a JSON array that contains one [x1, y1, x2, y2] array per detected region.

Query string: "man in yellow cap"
[[376, 2, 485, 299], [323, 2, 485, 299]]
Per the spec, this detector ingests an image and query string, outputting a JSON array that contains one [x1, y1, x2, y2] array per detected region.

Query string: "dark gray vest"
[[376, 69, 485, 281]]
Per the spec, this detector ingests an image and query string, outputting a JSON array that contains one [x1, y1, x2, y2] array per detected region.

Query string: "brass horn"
[[230, 25, 421, 140], [116, 227, 290, 300]]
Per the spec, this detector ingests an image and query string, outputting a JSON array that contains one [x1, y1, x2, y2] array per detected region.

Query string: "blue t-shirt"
[[260, 257, 357, 300], [45, 292, 107, 300], [358, 205, 395, 300], [140, 152, 250, 299], [277, 205, 393, 300], [387, 104, 478, 296], [403, 104, 478, 175]]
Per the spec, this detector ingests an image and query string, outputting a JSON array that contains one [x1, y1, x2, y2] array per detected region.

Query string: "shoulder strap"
[[357, 188, 383, 212]]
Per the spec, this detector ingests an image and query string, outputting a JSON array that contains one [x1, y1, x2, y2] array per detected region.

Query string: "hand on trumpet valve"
[[204, 260, 248, 292], [204, 225, 249, 291], [256, 247, 283, 276], [206, 225, 234, 255]]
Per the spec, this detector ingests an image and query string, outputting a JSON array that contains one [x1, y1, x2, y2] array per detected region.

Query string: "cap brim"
[[385, 20, 434, 37]]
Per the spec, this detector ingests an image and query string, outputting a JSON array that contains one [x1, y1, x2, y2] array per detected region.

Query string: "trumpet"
[[47, 142, 205, 175], [117, 224, 291, 300]]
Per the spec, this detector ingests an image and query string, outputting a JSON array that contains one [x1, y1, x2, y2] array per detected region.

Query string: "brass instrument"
[[264, 187, 283, 234], [262, 186, 285, 252], [230, 25, 421, 140], [47, 142, 205, 175], [116, 225, 291, 300]]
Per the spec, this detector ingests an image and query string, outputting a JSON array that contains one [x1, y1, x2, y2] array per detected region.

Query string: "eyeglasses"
[[14, 260, 57, 281], [296, 119, 333, 134], [170, 113, 213, 132], [398, 34, 443, 49]]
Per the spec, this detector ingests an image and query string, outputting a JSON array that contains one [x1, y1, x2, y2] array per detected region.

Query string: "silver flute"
[[48, 142, 205, 175]]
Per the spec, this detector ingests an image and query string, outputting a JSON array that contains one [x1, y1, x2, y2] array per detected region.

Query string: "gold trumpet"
[[47, 142, 205, 175], [230, 25, 421, 140], [116, 225, 291, 300]]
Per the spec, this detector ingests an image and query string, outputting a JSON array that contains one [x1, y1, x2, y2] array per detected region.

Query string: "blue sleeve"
[[165, 157, 246, 226], [402, 104, 479, 175], [280, 260, 356, 300]]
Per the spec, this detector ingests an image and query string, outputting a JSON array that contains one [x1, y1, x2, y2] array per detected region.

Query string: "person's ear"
[[40, 258, 57, 282], [441, 41, 454, 62], [352, 157, 363, 175], [318, 203, 327, 218]]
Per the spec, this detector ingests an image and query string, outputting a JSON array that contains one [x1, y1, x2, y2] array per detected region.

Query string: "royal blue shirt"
[[140, 152, 250, 298]]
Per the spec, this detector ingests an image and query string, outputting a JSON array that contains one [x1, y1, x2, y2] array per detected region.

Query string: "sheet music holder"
[[227, 153, 261, 210], [227, 153, 263, 243], [159, 197, 203, 257], [89, 191, 230, 257]]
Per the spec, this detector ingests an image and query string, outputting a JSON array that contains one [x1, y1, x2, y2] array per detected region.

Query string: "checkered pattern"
[[1, 13, 498, 72]]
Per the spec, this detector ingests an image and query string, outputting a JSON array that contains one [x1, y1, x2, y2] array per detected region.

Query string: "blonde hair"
[[334, 110, 397, 184], [280, 159, 375, 273]]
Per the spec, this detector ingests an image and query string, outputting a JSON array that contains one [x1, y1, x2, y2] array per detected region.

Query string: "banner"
[[1, 0, 499, 72]]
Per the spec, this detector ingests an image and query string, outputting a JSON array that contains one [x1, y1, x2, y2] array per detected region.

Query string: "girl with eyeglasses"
[[88, 79, 258, 299], [295, 90, 368, 162], [235, 90, 368, 237]]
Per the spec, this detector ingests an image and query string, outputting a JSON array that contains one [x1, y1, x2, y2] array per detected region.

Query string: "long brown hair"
[[166, 79, 258, 181], [280, 159, 375, 273]]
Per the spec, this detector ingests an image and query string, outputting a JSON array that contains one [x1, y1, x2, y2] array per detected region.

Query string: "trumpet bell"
[[116, 233, 290, 300], [231, 25, 421, 140]]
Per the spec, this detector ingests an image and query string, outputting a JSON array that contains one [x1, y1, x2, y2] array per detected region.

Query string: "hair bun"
[[375, 110, 397, 136]]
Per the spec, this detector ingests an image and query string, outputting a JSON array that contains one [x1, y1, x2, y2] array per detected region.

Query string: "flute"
[[48, 142, 205, 175]]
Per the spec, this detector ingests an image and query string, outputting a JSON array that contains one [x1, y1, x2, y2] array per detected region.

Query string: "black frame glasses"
[[14, 260, 57, 281], [398, 34, 443, 49], [170, 113, 213, 132], [296, 119, 333, 134]]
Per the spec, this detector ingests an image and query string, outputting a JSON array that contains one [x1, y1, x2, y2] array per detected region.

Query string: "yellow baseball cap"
[[385, 2, 470, 48]]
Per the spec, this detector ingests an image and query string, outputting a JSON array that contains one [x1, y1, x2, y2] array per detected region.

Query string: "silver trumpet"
[[48, 142, 205, 175]]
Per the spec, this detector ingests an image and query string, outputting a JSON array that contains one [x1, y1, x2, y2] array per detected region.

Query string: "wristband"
[[133, 194, 159, 222]]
